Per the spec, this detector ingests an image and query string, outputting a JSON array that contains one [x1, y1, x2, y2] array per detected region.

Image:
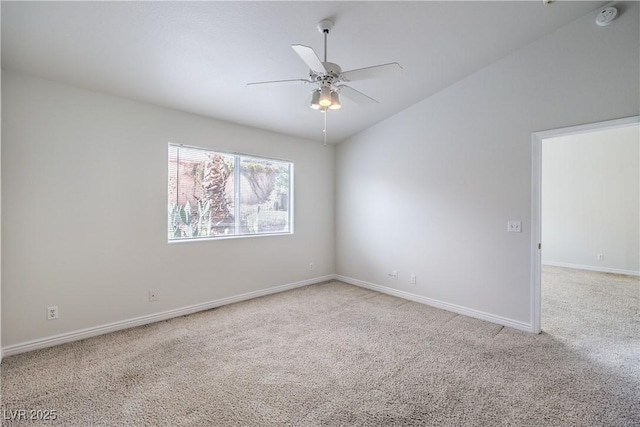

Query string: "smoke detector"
[[596, 6, 618, 26]]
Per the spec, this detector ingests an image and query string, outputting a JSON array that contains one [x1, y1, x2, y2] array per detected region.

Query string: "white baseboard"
[[335, 275, 533, 333], [1, 275, 335, 358], [2, 273, 536, 357], [542, 261, 639, 277]]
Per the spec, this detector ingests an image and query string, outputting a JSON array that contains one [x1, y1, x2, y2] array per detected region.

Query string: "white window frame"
[[168, 143, 294, 242]]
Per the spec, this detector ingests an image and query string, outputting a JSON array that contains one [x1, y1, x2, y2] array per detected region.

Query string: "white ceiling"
[[1, 1, 606, 144]]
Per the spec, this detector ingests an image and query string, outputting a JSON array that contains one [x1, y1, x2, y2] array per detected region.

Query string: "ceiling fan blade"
[[291, 44, 327, 74], [341, 62, 403, 82], [247, 79, 311, 87], [336, 85, 378, 105]]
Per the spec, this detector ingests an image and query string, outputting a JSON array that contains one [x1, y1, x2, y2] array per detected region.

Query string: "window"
[[168, 144, 293, 241]]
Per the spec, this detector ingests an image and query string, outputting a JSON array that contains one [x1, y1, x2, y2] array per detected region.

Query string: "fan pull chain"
[[323, 111, 327, 146]]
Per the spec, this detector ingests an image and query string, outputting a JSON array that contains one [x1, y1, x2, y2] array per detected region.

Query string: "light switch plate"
[[508, 221, 522, 233]]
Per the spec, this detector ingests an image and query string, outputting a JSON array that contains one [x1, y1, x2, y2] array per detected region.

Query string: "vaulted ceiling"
[[1, 1, 606, 144]]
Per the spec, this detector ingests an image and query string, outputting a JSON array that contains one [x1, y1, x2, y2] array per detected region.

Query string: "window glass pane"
[[202, 152, 235, 236], [168, 146, 235, 240], [239, 157, 291, 235], [168, 144, 292, 241]]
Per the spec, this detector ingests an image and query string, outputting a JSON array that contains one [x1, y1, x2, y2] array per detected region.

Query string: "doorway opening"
[[531, 116, 639, 334]]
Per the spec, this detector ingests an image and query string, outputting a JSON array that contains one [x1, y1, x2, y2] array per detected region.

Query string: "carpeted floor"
[[542, 266, 639, 377], [1, 268, 638, 426]]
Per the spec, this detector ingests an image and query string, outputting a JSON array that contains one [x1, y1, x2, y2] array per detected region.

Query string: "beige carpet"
[[1, 270, 638, 426], [542, 266, 639, 376]]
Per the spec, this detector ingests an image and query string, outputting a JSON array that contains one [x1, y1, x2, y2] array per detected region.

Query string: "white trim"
[[542, 261, 639, 277], [532, 116, 640, 139], [336, 275, 533, 333], [531, 116, 640, 335], [531, 132, 543, 334], [1, 275, 335, 358]]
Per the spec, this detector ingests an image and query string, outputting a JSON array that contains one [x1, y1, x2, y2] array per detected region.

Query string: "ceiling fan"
[[247, 19, 403, 113]]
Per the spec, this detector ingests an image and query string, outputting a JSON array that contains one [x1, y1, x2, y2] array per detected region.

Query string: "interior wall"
[[0, 56, 3, 361], [336, 3, 639, 326], [542, 126, 639, 275], [1, 72, 335, 348]]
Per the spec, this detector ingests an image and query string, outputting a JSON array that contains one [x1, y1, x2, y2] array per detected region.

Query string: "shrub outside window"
[[168, 144, 293, 241]]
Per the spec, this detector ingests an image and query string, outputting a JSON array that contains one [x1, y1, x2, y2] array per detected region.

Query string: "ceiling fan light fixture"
[[329, 91, 341, 110], [310, 89, 322, 109], [246, 19, 402, 143], [319, 86, 332, 107]]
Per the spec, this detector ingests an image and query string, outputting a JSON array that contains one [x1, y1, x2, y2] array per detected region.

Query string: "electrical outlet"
[[309, 262, 314, 270], [597, 253, 604, 261], [388, 270, 398, 279], [411, 274, 417, 284], [47, 306, 59, 320], [149, 291, 159, 302]]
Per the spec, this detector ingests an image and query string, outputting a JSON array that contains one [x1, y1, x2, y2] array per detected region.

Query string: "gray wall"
[[542, 125, 639, 275], [1, 72, 335, 347], [0, 57, 3, 360], [336, 3, 639, 327]]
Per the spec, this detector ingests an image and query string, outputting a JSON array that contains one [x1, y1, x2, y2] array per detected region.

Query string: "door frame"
[[530, 116, 639, 333]]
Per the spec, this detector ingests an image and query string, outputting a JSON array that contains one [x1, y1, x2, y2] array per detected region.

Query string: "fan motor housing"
[[311, 62, 343, 85]]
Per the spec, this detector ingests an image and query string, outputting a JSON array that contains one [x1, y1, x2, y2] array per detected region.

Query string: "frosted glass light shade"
[[319, 87, 332, 107], [329, 91, 341, 110], [310, 90, 321, 109]]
